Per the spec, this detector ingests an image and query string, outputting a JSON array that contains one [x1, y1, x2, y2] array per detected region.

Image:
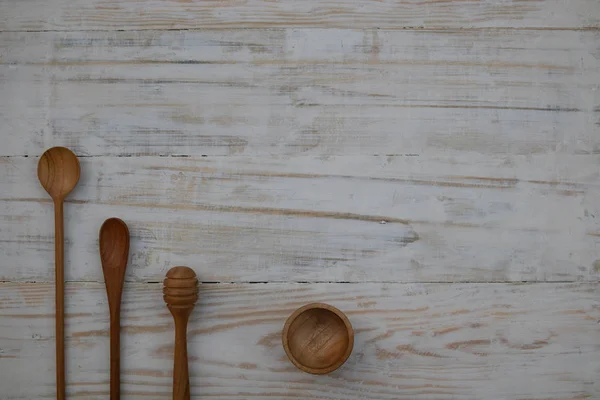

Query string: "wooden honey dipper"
[[163, 266, 198, 400]]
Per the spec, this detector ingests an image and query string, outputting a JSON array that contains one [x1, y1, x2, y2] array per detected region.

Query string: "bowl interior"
[[285, 306, 351, 371]]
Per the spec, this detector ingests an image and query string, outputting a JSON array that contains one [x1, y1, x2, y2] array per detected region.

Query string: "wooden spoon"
[[37, 146, 80, 400], [99, 218, 130, 400]]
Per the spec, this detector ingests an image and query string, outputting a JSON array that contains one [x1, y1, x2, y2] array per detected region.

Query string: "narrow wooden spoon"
[[99, 218, 130, 400], [37, 146, 80, 400]]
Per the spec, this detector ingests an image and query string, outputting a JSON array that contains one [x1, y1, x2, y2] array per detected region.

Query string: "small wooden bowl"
[[282, 303, 354, 374]]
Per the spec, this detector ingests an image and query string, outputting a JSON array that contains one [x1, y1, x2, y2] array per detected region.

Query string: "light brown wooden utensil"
[[163, 266, 198, 400], [37, 146, 81, 400], [99, 218, 130, 400], [282, 303, 354, 375]]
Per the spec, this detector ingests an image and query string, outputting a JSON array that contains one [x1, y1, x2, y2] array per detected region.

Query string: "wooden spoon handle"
[[173, 312, 191, 400], [110, 309, 121, 400], [54, 199, 65, 400]]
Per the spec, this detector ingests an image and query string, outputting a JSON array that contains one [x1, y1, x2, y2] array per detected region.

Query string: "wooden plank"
[[1, 0, 599, 31], [0, 282, 598, 399], [1, 29, 598, 157], [2, 154, 599, 282]]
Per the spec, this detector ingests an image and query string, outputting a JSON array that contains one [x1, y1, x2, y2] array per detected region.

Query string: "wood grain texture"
[[2, 1, 600, 398], [2, 154, 599, 283], [283, 303, 354, 375], [1, 29, 598, 156], [37, 146, 81, 400], [99, 217, 130, 400], [163, 266, 199, 400], [0, 282, 598, 399], [1, 0, 599, 31]]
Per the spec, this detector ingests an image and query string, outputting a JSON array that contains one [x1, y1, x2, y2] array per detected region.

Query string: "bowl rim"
[[282, 302, 354, 375]]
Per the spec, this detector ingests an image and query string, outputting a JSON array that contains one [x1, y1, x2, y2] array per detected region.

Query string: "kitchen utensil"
[[99, 218, 130, 400], [163, 266, 198, 400], [282, 303, 353, 374], [37, 146, 81, 400]]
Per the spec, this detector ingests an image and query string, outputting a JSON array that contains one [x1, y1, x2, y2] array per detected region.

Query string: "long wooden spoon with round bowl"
[[37, 146, 81, 400]]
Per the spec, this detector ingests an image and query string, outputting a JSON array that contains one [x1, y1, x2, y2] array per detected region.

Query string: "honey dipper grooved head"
[[163, 266, 198, 307]]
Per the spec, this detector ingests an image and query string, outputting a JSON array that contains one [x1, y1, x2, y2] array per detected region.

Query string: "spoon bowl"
[[100, 218, 130, 277], [38, 146, 80, 201]]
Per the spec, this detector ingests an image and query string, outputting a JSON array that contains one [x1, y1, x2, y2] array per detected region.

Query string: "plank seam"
[[1, 27, 600, 34], [0, 280, 595, 284]]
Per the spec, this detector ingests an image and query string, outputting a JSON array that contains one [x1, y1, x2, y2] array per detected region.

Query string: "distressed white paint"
[[1, 0, 600, 398], [0, 29, 598, 156], [0, 0, 599, 31], [1, 282, 599, 399], [1, 155, 599, 282]]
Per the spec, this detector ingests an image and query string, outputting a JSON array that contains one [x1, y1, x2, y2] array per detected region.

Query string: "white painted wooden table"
[[1, 1, 600, 399]]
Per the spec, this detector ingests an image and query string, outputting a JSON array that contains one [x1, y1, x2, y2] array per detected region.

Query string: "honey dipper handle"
[[172, 308, 192, 400], [54, 199, 66, 400]]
